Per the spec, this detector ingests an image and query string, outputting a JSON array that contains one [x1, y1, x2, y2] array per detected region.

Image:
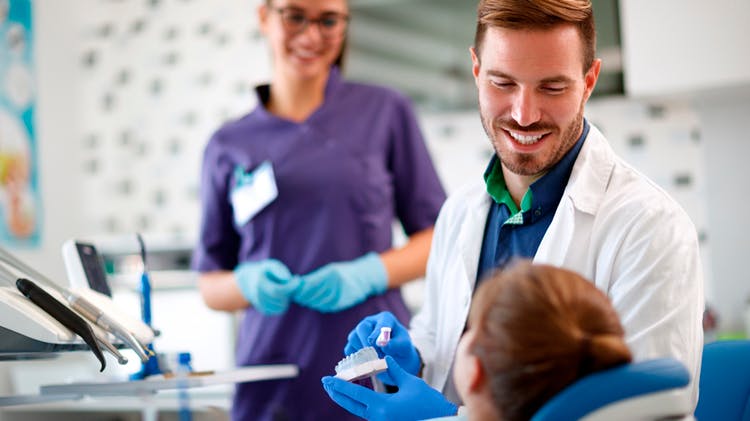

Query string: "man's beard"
[[479, 99, 585, 177]]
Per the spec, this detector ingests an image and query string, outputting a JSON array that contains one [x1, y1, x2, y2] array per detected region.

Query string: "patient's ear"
[[466, 354, 486, 392], [466, 355, 504, 419]]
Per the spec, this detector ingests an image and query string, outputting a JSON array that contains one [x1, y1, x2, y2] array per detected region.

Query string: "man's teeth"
[[509, 131, 544, 145]]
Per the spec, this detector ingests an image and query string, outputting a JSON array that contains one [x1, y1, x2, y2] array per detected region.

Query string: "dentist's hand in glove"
[[321, 356, 457, 421], [346, 311, 421, 384], [294, 252, 387, 313], [234, 259, 300, 316]]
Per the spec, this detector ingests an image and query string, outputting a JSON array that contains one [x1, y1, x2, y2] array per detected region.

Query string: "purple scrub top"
[[192, 67, 446, 421]]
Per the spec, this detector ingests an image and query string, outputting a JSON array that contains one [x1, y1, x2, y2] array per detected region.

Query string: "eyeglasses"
[[272, 7, 349, 39]]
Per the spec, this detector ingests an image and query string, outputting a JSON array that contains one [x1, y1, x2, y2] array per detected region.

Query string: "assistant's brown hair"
[[474, 0, 596, 73], [468, 261, 631, 421]]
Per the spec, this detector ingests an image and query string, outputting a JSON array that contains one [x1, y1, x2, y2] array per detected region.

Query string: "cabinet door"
[[620, 0, 750, 97]]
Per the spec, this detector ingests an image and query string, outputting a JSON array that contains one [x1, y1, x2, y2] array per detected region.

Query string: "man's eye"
[[490, 80, 514, 89], [542, 86, 565, 94]]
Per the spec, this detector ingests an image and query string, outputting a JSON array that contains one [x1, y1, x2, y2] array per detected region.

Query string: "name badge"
[[230, 161, 278, 227]]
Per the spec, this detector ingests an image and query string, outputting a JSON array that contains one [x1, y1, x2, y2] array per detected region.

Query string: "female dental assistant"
[[191, 0, 446, 420]]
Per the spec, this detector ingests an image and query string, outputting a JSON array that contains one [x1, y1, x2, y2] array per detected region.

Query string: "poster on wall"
[[0, 0, 40, 247]]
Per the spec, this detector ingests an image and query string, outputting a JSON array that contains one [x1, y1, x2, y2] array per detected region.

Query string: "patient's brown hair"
[[468, 261, 632, 421]]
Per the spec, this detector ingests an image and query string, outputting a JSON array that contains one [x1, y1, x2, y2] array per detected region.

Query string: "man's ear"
[[470, 46, 481, 86], [583, 58, 602, 102]]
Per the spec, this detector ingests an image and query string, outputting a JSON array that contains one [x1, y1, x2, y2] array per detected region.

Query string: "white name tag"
[[230, 161, 278, 227]]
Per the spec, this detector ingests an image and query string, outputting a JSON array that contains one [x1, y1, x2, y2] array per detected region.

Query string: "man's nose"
[[510, 88, 542, 127]]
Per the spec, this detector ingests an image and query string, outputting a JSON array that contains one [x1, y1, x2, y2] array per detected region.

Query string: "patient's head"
[[453, 261, 632, 421]]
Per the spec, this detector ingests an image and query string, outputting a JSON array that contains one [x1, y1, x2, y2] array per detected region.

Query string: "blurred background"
[[0, 0, 748, 418]]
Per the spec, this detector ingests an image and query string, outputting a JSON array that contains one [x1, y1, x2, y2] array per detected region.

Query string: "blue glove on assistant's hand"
[[294, 252, 388, 313], [234, 259, 300, 316], [321, 356, 457, 421], [345, 311, 421, 384]]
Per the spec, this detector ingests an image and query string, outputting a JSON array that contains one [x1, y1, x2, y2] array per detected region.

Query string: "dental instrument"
[[0, 246, 152, 363], [0, 261, 128, 365], [16, 278, 106, 371]]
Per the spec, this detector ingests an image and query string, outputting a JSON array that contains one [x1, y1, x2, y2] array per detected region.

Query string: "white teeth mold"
[[334, 346, 388, 382]]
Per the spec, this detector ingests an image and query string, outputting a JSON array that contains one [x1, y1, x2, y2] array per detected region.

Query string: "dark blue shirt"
[[476, 120, 590, 283]]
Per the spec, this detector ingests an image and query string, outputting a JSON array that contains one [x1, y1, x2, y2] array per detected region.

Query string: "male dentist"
[[322, 0, 704, 419]]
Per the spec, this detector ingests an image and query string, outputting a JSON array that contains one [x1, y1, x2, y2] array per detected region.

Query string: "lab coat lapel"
[[535, 125, 614, 266], [458, 184, 491, 291]]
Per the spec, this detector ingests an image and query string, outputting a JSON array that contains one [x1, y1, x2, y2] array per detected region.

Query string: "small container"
[[175, 352, 192, 421], [376, 327, 392, 347], [177, 352, 193, 373], [156, 351, 193, 377]]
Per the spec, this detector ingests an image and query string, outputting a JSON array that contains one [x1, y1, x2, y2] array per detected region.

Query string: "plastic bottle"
[[176, 352, 193, 421]]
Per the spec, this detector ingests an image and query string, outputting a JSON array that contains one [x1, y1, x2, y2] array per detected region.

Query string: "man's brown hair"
[[468, 261, 631, 420], [474, 0, 596, 73]]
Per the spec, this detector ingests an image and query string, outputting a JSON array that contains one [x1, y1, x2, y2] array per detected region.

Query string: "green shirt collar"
[[483, 156, 533, 215]]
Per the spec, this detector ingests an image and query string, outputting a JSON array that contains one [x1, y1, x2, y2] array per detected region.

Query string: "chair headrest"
[[531, 358, 690, 421], [695, 340, 750, 421]]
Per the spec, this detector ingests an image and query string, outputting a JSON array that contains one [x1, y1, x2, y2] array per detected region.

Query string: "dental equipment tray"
[[0, 326, 91, 360], [39, 364, 299, 397]]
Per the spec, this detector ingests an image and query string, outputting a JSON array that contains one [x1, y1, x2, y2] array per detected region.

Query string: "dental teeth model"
[[334, 346, 387, 382]]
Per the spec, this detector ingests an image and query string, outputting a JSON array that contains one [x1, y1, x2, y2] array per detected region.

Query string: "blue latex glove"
[[294, 252, 387, 313], [234, 259, 300, 315], [345, 311, 421, 384], [322, 356, 457, 421]]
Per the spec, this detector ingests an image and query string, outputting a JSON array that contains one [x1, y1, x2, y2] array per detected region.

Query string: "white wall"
[[620, 0, 750, 98], [695, 95, 750, 333]]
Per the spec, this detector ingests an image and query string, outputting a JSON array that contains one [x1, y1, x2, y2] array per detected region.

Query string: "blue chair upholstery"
[[532, 358, 691, 421], [695, 340, 750, 421]]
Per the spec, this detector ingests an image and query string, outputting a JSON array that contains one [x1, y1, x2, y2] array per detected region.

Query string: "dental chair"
[[532, 358, 693, 421], [694, 339, 750, 421]]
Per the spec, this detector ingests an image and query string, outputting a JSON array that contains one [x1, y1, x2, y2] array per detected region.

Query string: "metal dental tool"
[[15, 277, 106, 372], [0, 246, 152, 363], [65, 290, 147, 362], [89, 322, 129, 365], [0, 261, 127, 365]]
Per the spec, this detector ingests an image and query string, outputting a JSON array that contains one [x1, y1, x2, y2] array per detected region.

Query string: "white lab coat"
[[410, 124, 704, 406]]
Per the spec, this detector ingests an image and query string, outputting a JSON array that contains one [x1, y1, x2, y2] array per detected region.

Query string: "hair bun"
[[578, 333, 632, 376]]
